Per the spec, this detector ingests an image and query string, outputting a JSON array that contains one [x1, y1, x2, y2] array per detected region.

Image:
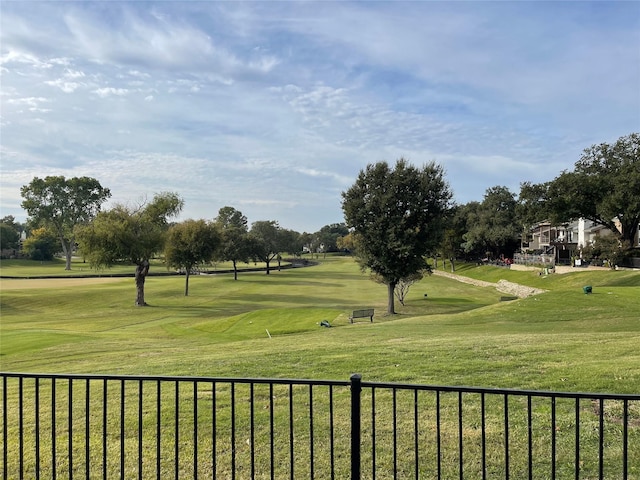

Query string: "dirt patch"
[[0, 277, 126, 290]]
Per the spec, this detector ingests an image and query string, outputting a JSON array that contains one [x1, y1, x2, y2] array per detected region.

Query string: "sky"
[[1, 1, 639, 233]]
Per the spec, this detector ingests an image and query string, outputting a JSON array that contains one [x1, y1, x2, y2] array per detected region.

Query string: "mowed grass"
[[1, 256, 639, 393], [0, 257, 275, 277], [2, 257, 639, 478]]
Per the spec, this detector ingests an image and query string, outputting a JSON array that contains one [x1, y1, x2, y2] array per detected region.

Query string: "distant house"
[[528, 221, 573, 252], [521, 218, 620, 266]]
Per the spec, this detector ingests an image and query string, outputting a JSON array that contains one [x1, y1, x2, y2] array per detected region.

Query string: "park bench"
[[349, 308, 374, 323]]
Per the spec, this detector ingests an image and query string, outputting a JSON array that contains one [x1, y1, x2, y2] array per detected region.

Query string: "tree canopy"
[[462, 186, 520, 259], [76, 192, 183, 306], [521, 133, 640, 245], [21, 227, 59, 261], [20, 176, 111, 270], [214, 207, 251, 280], [316, 223, 349, 255], [342, 158, 452, 314], [249, 220, 283, 275], [0, 222, 20, 252], [165, 219, 220, 296]]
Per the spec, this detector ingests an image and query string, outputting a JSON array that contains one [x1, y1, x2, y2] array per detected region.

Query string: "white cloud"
[[6, 96, 48, 107], [45, 78, 83, 93], [0, 2, 637, 231], [93, 87, 129, 97]]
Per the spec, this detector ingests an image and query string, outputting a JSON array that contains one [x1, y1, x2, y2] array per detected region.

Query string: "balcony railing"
[[2, 372, 638, 479]]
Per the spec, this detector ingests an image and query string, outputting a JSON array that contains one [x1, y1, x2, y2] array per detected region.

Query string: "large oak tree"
[[342, 158, 452, 314], [76, 192, 183, 306], [20, 176, 111, 270]]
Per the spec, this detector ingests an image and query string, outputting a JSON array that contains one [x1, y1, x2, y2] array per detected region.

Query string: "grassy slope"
[[1, 257, 639, 394]]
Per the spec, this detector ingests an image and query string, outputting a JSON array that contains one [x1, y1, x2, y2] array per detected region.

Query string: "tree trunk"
[[265, 260, 270, 275], [60, 237, 72, 270], [387, 281, 396, 315], [135, 261, 150, 306], [233, 259, 238, 280], [450, 257, 456, 272], [184, 270, 190, 296]]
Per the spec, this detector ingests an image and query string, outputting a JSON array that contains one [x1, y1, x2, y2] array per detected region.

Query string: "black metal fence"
[[1, 372, 638, 479]]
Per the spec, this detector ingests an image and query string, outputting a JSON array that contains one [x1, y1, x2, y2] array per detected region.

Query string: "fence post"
[[350, 374, 362, 480]]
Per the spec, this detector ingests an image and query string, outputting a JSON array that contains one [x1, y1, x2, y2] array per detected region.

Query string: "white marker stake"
[[266, 329, 272, 339]]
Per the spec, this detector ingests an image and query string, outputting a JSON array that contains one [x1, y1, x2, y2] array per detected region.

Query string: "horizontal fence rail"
[[1, 372, 638, 479]]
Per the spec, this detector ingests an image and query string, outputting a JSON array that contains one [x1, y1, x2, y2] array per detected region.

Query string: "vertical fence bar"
[[250, 382, 255, 480], [527, 395, 532, 480], [622, 399, 628, 479], [598, 398, 604, 480], [309, 384, 314, 480], [138, 381, 143, 480], [481, 392, 486, 480], [102, 379, 106, 480], [371, 387, 376, 480], [288, 383, 294, 480], [2, 376, 7, 480], [19, 377, 23, 480], [69, 379, 73, 480], [504, 394, 509, 480], [575, 398, 580, 480], [193, 381, 198, 479], [269, 383, 274, 480], [551, 396, 556, 479], [175, 381, 179, 480], [231, 382, 236, 480], [393, 388, 397, 480], [350, 374, 362, 480], [86, 379, 90, 480], [120, 380, 125, 479], [413, 389, 419, 480], [458, 391, 463, 480], [211, 382, 216, 479], [156, 381, 161, 480], [36, 378, 41, 479], [436, 391, 441, 480], [329, 385, 335, 480], [52, 378, 57, 480]]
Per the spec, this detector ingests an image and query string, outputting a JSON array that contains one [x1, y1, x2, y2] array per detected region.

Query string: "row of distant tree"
[[2, 133, 637, 311], [3, 182, 349, 305]]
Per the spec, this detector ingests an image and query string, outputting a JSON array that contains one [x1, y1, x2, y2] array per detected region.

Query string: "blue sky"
[[1, 1, 639, 233]]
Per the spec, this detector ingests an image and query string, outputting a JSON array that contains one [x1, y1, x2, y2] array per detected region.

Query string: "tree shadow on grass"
[[401, 296, 494, 317]]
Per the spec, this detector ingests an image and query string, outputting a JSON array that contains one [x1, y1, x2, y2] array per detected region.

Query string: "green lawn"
[[0, 256, 278, 277], [1, 257, 639, 478], [2, 256, 639, 392]]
